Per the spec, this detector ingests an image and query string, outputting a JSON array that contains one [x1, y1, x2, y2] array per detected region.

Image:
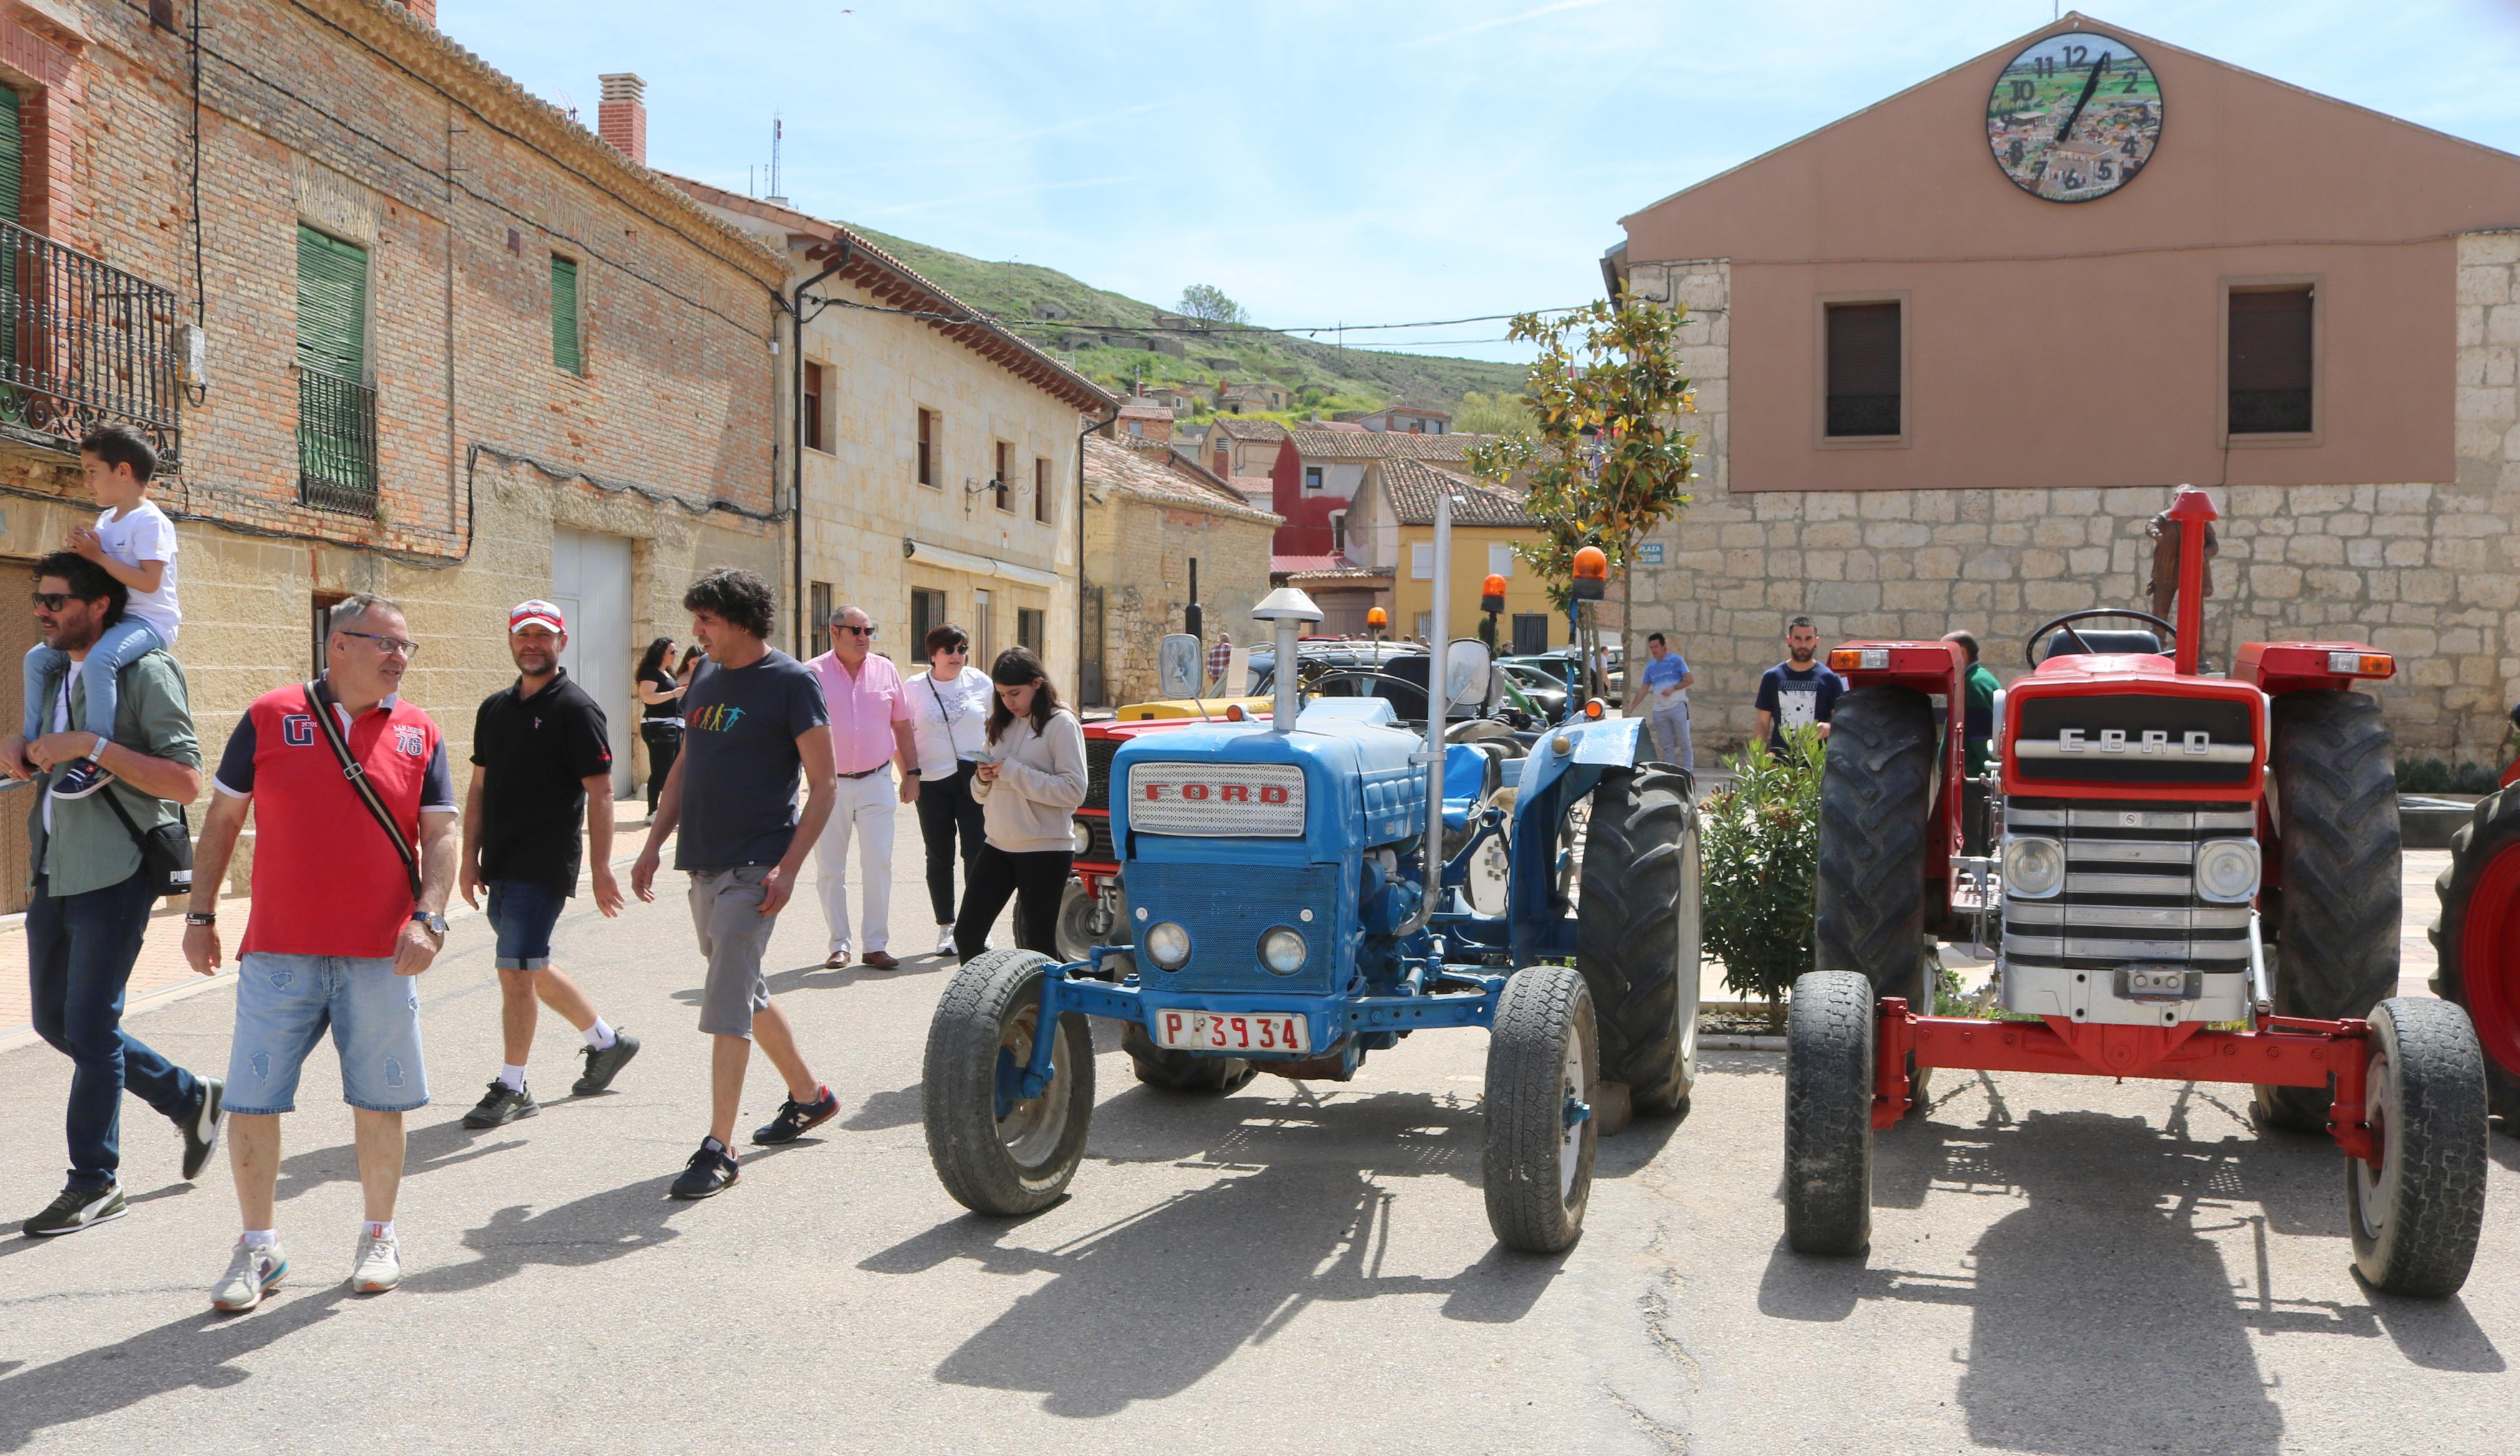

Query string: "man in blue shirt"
[[1637, 631, 1694, 770], [1753, 617, 1844, 759]]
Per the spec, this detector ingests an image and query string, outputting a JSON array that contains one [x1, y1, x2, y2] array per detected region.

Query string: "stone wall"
[[1627, 242, 2520, 764], [1084, 494, 1276, 707]]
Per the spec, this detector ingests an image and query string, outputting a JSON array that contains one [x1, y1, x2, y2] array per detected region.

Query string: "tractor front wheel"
[[922, 949, 1096, 1216], [1483, 967, 1599, 1254], [1785, 970, 1876, 1256], [2428, 785, 2520, 1129], [2345, 997, 2488, 1298], [1576, 763, 1702, 1116]]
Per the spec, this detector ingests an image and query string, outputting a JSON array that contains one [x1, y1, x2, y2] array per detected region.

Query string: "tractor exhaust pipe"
[[1249, 586, 1325, 736], [1402, 484, 1452, 937]]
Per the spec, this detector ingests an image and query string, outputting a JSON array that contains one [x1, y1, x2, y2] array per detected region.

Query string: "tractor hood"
[[1112, 716, 1427, 862], [2001, 663, 2268, 804]]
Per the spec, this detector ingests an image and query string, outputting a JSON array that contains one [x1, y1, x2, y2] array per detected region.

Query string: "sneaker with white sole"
[[24, 1183, 127, 1236], [181, 1077, 226, 1181], [351, 1230, 402, 1293], [47, 758, 114, 800], [211, 1238, 287, 1311]]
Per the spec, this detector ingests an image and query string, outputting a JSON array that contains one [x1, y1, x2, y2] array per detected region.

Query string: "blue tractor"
[[922, 548, 1701, 1252]]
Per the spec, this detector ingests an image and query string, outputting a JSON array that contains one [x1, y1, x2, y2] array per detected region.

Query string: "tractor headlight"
[[2194, 838, 2261, 903], [1258, 926, 1308, 975], [1144, 921, 1192, 970], [2002, 835, 2066, 899], [1071, 818, 1094, 856]]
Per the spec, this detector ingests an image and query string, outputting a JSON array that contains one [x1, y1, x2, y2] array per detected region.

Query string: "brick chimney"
[[597, 74, 647, 165], [395, 0, 436, 23]]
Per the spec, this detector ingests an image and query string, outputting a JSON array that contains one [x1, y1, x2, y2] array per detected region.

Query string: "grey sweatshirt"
[[973, 709, 1088, 853]]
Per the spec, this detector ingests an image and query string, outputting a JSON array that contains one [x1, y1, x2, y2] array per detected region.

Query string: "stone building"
[[1607, 14, 2520, 761], [671, 182, 1111, 692], [1204, 416, 1288, 480], [0, 0, 787, 904], [1079, 433, 1278, 706]]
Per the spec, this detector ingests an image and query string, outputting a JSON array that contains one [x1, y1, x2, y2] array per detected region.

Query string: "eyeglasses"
[[30, 592, 73, 611], [339, 630, 421, 658], [836, 624, 876, 637]]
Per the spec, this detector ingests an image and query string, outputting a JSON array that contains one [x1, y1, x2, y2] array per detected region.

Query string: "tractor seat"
[[2041, 628, 2162, 663]]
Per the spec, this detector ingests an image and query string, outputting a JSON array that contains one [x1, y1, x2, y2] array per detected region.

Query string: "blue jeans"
[[486, 880, 568, 970], [224, 953, 429, 1114], [26, 869, 202, 1190], [23, 618, 166, 742]]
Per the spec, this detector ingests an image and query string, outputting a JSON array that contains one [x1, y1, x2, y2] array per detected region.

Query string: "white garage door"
[[552, 527, 633, 798]]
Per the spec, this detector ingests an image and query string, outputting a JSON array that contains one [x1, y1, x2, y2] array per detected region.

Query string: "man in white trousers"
[[805, 605, 917, 969]]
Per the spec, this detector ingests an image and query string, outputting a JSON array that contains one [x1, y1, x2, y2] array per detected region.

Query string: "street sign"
[[1638, 542, 1665, 565]]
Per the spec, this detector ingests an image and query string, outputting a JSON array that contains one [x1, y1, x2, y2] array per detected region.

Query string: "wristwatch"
[[410, 911, 449, 937], [184, 911, 217, 927], [903, 767, 922, 777]]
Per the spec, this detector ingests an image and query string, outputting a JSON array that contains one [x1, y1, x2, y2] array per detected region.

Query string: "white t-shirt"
[[908, 668, 993, 780], [94, 500, 180, 643]]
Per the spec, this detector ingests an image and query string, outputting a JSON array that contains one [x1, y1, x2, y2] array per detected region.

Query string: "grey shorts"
[[688, 865, 780, 1037]]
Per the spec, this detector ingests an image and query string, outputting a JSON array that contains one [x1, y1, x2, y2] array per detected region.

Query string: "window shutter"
[[1488, 543, 1513, 578], [0, 87, 23, 228], [2228, 288, 2312, 434], [1824, 301, 1900, 437], [1411, 542, 1433, 580], [550, 255, 582, 374], [295, 226, 368, 381]]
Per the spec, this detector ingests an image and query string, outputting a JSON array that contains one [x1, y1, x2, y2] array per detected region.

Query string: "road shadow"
[[273, 1115, 527, 1205], [405, 1171, 705, 1297], [843, 1082, 922, 1131], [666, 957, 898, 1008]]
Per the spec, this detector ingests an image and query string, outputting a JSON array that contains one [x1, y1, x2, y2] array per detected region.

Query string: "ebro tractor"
[[2430, 701, 2520, 1136], [921, 499, 1701, 1253], [1789, 487, 2489, 1297]]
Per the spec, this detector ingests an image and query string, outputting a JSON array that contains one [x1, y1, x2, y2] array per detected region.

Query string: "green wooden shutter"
[[0, 87, 24, 227], [551, 255, 582, 374], [295, 226, 367, 380]]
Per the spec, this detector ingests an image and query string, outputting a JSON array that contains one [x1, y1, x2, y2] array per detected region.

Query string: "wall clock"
[[1986, 32, 2163, 202]]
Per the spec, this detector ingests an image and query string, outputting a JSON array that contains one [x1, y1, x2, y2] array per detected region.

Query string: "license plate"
[[1149, 1008, 1310, 1054]]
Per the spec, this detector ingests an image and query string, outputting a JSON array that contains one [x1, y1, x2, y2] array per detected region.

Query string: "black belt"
[[839, 764, 889, 780]]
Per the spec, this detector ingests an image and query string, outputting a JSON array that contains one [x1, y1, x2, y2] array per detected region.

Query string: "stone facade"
[[1628, 243, 2520, 764], [1080, 436, 1278, 706]]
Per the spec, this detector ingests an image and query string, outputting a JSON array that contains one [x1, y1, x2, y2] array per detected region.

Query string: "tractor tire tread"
[[1785, 970, 1874, 1256], [1577, 763, 1700, 1114], [2425, 782, 2520, 1126], [1120, 1025, 1257, 1094], [921, 949, 1095, 1217], [2349, 998, 2488, 1297], [1814, 688, 1937, 999], [1483, 966, 1596, 1254]]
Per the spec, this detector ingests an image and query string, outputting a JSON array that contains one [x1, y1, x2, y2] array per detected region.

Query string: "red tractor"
[[2428, 703, 2520, 1136], [1791, 488, 2489, 1297]]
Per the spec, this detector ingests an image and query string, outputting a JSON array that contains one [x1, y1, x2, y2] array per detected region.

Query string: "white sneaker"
[[936, 925, 957, 957], [351, 1230, 402, 1293], [211, 1238, 287, 1312]]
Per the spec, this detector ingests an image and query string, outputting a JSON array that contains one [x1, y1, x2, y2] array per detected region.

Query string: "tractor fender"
[[1505, 716, 1645, 965]]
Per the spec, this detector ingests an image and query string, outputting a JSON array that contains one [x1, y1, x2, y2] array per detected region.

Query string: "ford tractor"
[[1788, 487, 2489, 1297], [922, 499, 1701, 1253]]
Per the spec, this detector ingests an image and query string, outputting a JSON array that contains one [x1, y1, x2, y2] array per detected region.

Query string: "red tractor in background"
[[1791, 487, 2489, 1297], [2428, 701, 2520, 1136]]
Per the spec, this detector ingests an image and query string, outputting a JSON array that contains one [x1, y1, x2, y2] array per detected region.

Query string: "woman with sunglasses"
[[906, 625, 992, 956], [634, 636, 686, 820], [952, 647, 1086, 961]]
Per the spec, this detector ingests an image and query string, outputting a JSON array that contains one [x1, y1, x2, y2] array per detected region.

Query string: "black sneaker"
[[180, 1077, 226, 1181], [461, 1080, 539, 1129], [25, 1183, 127, 1236], [572, 1029, 643, 1096], [752, 1085, 838, 1146], [48, 759, 114, 800], [668, 1139, 740, 1200]]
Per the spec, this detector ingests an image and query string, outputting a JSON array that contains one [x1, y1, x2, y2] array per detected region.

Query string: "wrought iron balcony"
[[297, 366, 377, 515], [0, 219, 184, 466]]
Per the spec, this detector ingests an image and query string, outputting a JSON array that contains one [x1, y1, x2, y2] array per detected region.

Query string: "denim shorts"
[[486, 880, 568, 970], [224, 953, 429, 1114]]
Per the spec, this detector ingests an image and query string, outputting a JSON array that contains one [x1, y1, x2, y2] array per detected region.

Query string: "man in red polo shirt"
[[183, 593, 459, 1311], [807, 603, 917, 969]]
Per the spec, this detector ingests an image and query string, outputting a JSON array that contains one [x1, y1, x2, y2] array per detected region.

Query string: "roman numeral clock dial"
[[1988, 31, 2163, 202]]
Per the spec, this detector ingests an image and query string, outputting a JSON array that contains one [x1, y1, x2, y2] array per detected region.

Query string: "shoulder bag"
[[304, 681, 423, 903], [99, 784, 193, 896]]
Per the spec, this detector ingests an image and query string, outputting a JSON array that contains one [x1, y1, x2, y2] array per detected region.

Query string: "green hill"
[[843, 223, 1526, 420]]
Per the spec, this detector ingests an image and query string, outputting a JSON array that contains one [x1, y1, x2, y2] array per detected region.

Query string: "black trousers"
[[953, 844, 1073, 961], [640, 722, 682, 813], [914, 760, 989, 924]]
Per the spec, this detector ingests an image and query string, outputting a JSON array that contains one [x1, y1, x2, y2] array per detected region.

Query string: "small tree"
[[1463, 295, 1698, 656], [1177, 284, 1249, 326], [1698, 726, 1824, 1024]]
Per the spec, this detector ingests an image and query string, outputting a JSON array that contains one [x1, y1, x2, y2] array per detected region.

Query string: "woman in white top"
[[909, 623, 996, 956], [953, 646, 1087, 961]]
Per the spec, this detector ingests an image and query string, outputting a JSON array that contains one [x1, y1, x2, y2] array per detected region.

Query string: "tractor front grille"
[[1084, 737, 1121, 812], [2000, 797, 2254, 975], [1075, 812, 1116, 865]]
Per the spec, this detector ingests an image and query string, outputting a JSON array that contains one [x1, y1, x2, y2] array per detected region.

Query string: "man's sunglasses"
[[30, 592, 77, 611], [835, 624, 876, 637]]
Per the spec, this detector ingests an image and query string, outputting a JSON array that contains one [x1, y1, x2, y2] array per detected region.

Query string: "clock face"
[[1986, 33, 2163, 202]]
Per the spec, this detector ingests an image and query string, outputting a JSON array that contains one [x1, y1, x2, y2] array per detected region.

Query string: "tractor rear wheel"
[[1120, 1025, 1257, 1095], [2256, 691, 2402, 1133], [1483, 967, 1599, 1254], [2428, 785, 2520, 1129], [2345, 997, 2488, 1297], [1785, 970, 1876, 1256], [922, 949, 1096, 1216], [1814, 687, 1938, 1117], [1576, 763, 1701, 1116]]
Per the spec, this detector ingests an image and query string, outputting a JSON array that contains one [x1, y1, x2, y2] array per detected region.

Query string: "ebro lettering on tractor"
[[1789, 485, 2488, 1296], [919, 483, 1699, 1253]]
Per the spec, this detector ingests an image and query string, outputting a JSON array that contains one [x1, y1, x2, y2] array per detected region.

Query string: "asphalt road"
[[0, 826, 2513, 1455]]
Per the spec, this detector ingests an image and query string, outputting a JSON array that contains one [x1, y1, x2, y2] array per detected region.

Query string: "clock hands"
[[2051, 50, 2111, 148]]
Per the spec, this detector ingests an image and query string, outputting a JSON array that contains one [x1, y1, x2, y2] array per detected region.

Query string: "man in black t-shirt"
[[456, 601, 641, 1129]]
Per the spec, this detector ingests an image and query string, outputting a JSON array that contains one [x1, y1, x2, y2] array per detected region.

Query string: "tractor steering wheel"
[[2022, 608, 2178, 668]]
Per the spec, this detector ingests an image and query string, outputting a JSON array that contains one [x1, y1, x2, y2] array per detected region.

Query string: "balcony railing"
[[297, 366, 377, 515], [0, 219, 184, 466]]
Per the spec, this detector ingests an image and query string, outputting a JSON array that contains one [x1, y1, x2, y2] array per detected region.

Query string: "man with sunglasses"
[[11, 553, 219, 1237], [805, 605, 917, 969]]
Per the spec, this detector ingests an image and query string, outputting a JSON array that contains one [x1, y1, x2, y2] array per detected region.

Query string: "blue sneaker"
[[49, 759, 114, 800]]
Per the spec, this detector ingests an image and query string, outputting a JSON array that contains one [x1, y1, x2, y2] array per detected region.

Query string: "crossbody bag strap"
[[304, 681, 422, 902]]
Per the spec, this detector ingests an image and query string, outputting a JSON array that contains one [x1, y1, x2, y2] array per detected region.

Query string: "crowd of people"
[[7, 426, 1088, 1310]]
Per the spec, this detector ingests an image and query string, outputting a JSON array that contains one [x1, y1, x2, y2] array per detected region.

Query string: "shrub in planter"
[[1699, 725, 1823, 1025]]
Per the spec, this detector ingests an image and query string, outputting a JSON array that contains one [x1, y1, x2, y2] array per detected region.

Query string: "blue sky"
[[441, 1, 2520, 362]]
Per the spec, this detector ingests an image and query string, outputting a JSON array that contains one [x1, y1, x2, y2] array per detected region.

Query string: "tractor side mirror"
[[1157, 634, 1202, 699], [1444, 638, 1493, 711]]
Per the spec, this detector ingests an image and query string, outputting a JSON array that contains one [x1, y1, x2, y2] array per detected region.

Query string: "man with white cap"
[[454, 600, 639, 1129]]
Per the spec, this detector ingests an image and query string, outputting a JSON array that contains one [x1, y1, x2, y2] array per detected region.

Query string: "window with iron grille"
[[803, 362, 826, 452], [550, 254, 582, 375], [1824, 300, 1900, 438], [916, 407, 936, 486], [296, 225, 376, 513], [2228, 287, 2313, 435], [1033, 456, 1051, 523], [1017, 606, 1045, 656], [810, 581, 832, 638], [911, 587, 947, 657], [994, 441, 1013, 512]]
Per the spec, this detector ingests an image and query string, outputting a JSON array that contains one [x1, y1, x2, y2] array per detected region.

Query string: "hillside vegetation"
[[845, 224, 1527, 420]]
